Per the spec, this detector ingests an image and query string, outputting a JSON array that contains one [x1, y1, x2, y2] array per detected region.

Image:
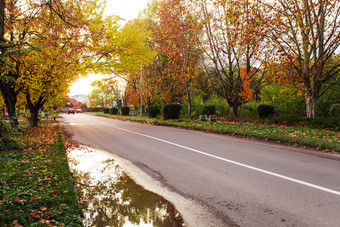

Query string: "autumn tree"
[[0, 0, 88, 126], [157, 0, 202, 116], [143, 53, 186, 105], [135, 0, 186, 106], [0, 0, 34, 126], [13, 0, 97, 126], [88, 79, 113, 108], [0, 0, 120, 126], [258, 0, 340, 119], [124, 84, 140, 108], [194, 0, 270, 117], [0, 0, 4, 43]]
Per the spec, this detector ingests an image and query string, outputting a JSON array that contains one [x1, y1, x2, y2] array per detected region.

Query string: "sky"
[[68, 0, 151, 97]]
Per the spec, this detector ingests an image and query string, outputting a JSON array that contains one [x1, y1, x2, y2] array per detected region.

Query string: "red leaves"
[[13, 220, 23, 227], [238, 68, 254, 102], [157, 0, 201, 79], [41, 178, 52, 183], [31, 211, 43, 217], [29, 207, 56, 226]]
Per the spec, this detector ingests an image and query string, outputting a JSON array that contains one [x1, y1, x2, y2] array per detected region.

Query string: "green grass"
[[99, 114, 339, 153], [0, 123, 83, 226]]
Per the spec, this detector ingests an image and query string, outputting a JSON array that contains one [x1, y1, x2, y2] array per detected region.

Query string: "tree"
[[14, 0, 92, 126], [88, 79, 113, 108], [135, 1, 186, 106], [143, 54, 186, 105], [0, 0, 116, 126], [194, 0, 270, 117], [0, 0, 4, 43], [0, 0, 33, 126], [258, 0, 340, 119], [156, 0, 202, 116]]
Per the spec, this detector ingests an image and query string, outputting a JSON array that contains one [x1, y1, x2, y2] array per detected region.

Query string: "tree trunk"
[[26, 93, 45, 127], [29, 108, 39, 127], [0, 0, 4, 43], [305, 92, 316, 119], [229, 101, 238, 118], [0, 80, 19, 127], [185, 79, 192, 116], [187, 97, 192, 116]]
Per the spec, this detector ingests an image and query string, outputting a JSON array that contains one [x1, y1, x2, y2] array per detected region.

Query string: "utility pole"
[[140, 64, 143, 116]]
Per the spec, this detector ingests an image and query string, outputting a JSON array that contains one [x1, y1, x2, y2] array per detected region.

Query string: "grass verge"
[[0, 122, 83, 227], [98, 114, 339, 153]]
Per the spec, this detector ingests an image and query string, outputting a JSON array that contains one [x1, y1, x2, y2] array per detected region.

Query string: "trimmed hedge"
[[147, 105, 161, 118], [121, 106, 130, 116], [110, 107, 118, 115], [103, 107, 110, 114], [258, 104, 275, 119], [163, 104, 182, 120]]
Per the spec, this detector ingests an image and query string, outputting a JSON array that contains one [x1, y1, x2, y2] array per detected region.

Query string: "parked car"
[[76, 109, 82, 113], [68, 108, 75, 114]]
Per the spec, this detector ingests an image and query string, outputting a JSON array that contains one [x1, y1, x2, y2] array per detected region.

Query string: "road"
[[60, 113, 340, 227]]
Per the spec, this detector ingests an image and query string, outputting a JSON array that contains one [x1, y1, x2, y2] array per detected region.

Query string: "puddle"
[[67, 147, 185, 227]]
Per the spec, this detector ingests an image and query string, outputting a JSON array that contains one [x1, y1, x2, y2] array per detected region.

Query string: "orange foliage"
[[126, 90, 140, 107], [238, 68, 253, 102]]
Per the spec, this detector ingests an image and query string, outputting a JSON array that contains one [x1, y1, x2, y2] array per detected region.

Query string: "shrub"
[[163, 104, 182, 120], [330, 103, 340, 117], [121, 106, 130, 116], [103, 108, 110, 114], [203, 105, 216, 115], [147, 105, 161, 118], [259, 84, 305, 116], [110, 107, 118, 115], [257, 104, 275, 119], [205, 95, 229, 116], [243, 103, 258, 119]]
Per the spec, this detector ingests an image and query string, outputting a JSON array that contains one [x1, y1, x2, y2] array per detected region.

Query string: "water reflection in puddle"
[[67, 147, 185, 227]]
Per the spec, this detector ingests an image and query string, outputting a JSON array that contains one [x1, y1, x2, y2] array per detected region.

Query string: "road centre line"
[[101, 123, 340, 196]]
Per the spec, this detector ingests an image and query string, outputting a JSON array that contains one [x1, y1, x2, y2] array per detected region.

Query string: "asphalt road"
[[60, 113, 340, 227]]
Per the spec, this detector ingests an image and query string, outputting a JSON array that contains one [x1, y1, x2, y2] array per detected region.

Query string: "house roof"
[[69, 98, 78, 106]]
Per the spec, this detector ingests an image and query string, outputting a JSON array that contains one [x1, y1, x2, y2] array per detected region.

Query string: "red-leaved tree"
[[157, 0, 202, 116]]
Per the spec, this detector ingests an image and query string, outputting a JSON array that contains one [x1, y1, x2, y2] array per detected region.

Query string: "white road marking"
[[101, 123, 340, 196]]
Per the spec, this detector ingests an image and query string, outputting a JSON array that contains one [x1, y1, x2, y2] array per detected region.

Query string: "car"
[[76, 109, 82, 113], [68, 108, 75, 114]]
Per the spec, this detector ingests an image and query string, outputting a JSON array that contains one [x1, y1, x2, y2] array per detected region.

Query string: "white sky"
[[69, 0, 151, 96]]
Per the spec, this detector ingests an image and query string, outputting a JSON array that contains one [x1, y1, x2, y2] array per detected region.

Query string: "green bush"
[[203, 105, 216, 115], [163, 104, 182, 120], [147, 105, 161, 118], [259, 84, 305, 116], [258, 104, 275, 119], [110, 107, 118, 115], [121, 106, 130, 116], [103, 107, 110, 114], [330, 103, 340, 117], [205, 96, 229, 117], [243, 102, 258, 119]]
